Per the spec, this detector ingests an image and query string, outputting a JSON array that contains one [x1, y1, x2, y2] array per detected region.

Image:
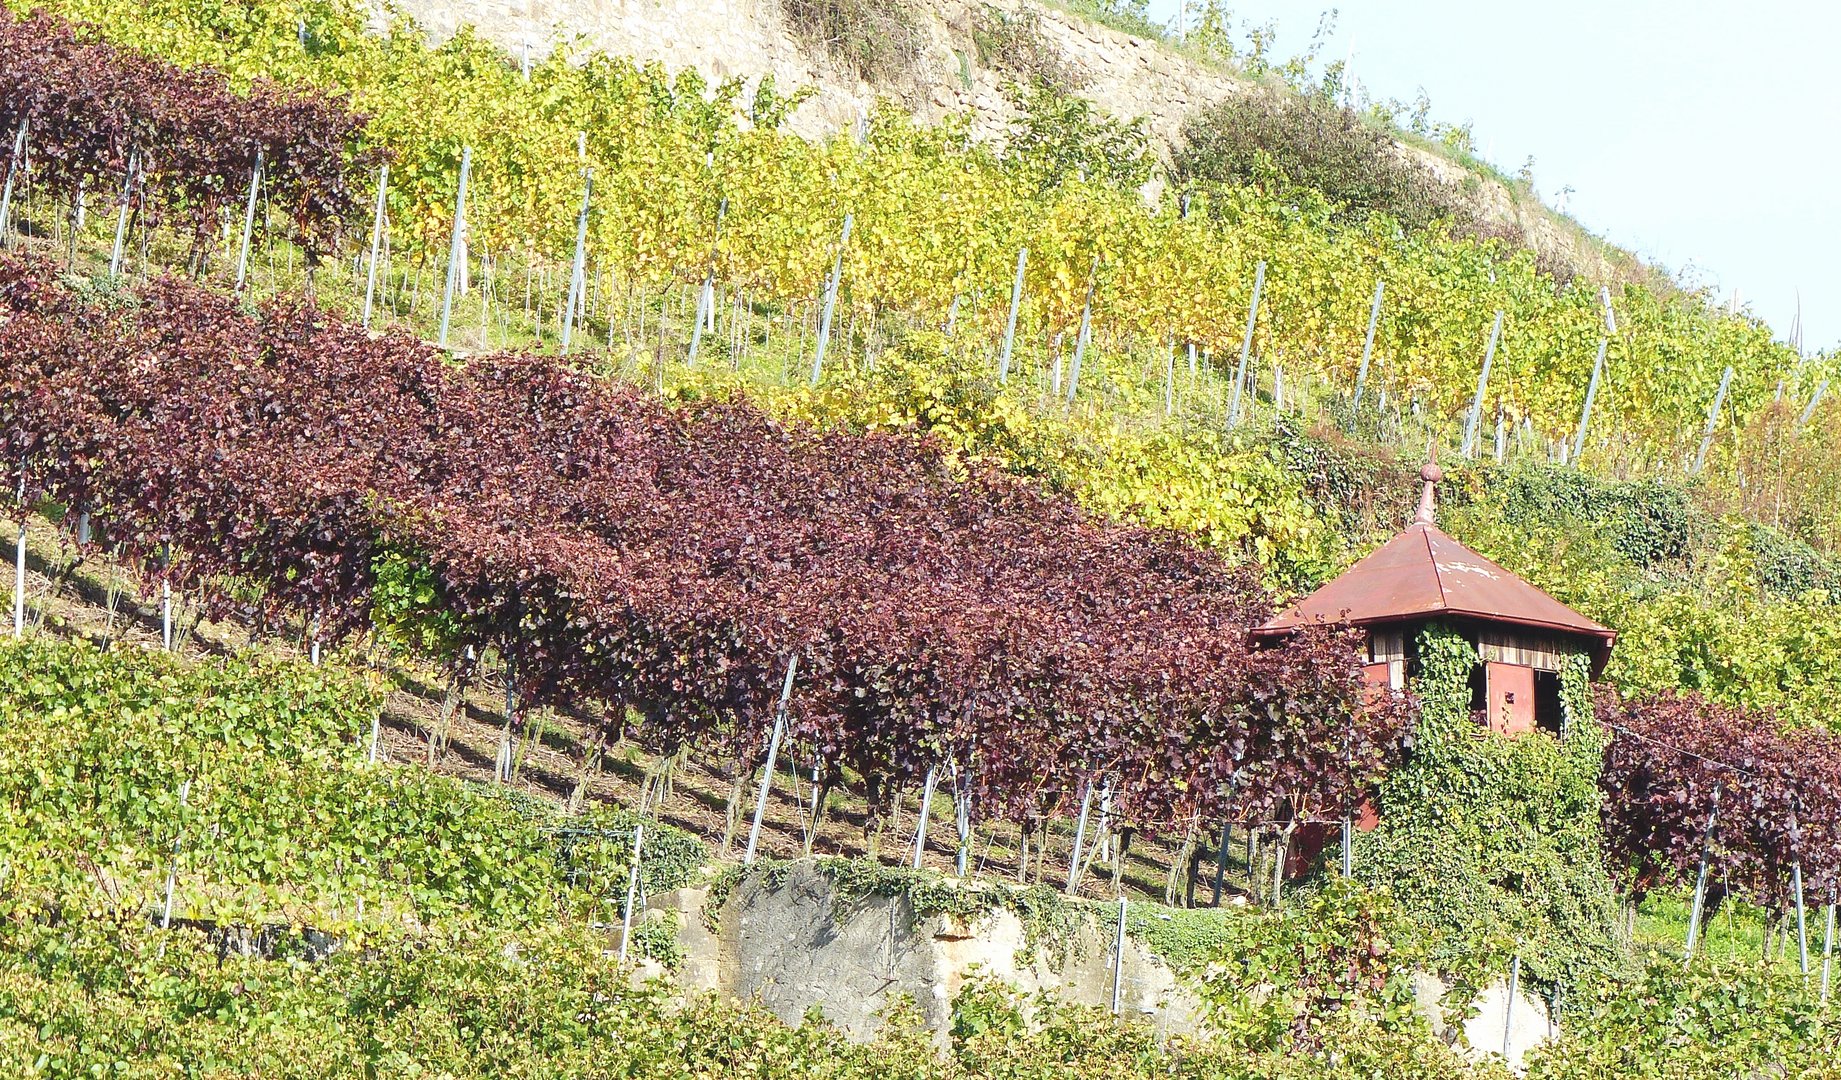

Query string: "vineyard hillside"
[[3, 1, 1841, 1074], [381, 0, 1637, 285]]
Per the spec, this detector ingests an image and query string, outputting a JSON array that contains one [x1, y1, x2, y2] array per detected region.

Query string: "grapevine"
[[0, 9, 371, 257], [0, 256, 1412, 839], [4, 0, 1821, 466], [1597, 685, 1841, 910]]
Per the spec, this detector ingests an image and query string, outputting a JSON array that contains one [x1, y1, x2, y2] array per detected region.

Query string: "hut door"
[[1484, 661, 1535, 735]]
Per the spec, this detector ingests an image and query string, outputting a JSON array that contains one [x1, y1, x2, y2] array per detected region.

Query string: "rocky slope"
[[379, 0, 1636, 284]]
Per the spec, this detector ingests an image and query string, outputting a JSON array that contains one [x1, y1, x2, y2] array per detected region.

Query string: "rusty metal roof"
[[1254, 521, 1617, 669]]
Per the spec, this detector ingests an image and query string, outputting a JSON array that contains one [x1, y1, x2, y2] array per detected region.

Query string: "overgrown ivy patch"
[[702, 857, 1083, 961], [1355, 625, 1623, 994]]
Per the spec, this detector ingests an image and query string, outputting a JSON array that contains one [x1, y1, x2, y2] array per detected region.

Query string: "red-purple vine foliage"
[[0, 10, 371, 256], [1597, 686, 1841, 911], [0, 257, 1413, 837]]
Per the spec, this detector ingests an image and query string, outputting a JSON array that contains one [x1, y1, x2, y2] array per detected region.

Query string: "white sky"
[[1144, 0, 1834, 350]]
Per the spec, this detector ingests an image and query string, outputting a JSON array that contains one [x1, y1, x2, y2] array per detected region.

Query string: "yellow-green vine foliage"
[[1437, 459, 1841, 731], [1526, 952, 1841, 1078], [13, 0, 1830, 466], [0, 638, 702, 932], [1355, 625, 1621, 991]]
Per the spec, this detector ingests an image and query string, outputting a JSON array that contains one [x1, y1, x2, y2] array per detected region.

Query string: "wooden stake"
[[9, 471, 24, 640], [1798, 379, 1829, 427], [1694, 366, 1734, 474], [1109, 897, 1127, 1014], [0, 121, 25, 246], [1502, 954, 1520, 1061], [1795, 859, 1810, 975], [1065, 779, 1096, 893], [160, 779, 191, 930], [497, 658, 516, 783], [1572, 338, 1607, 462], [1212, 820, 1232, 904], [617, 816, 645, 964], [1067, 255, 1099, 402], [687, 198, 728, 366], [1684, 787, 1721, 962], [953, 763, 971, 877], [1461, 311, 1504, 457], [808, 214, 853, 387], [1352, 278, 1383, 412], [160, 560, 172, 652], [108, 151, 139, 278], [1821, 901, 1834, 1003], [911, 764, 938, 870], [1269, 824, 1288, 904], [560, 170, 593, 353]]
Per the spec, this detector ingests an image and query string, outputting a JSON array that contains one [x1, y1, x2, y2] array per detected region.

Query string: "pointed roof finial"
[[1414, 445, 1442, 527]]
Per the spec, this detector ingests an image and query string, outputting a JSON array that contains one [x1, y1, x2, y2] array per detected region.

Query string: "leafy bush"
[[1596, 686, 1841, 909], [0, 913, 945, 1077], [951, 970, 1490, 1079], [560, 802, 709, 902], [1195, 879, 1487, 1070], [1526, 953, 1839, 1079], [1747, 522, 1841, 600], [780, 0, 925, 87], [1175, 91, 1473, 232], [1465, 461, 1699, 571], [973, 4, 1081, 92], [1003, 79, 1152, 191]]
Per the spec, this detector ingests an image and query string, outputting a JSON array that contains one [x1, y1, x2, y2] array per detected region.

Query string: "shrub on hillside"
[[781, 0, 924, 88], [973, 5, 1082, 93], [1174, 91, 1474, 232], [1356, 627, 1624, 989], [1004, 80, 1152, 191], [1475, 461, 1701, 570]]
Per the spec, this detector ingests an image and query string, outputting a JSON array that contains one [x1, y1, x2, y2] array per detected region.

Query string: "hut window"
[[1534, 670, 1565, 734], [1369, 629, 1407, 664]]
